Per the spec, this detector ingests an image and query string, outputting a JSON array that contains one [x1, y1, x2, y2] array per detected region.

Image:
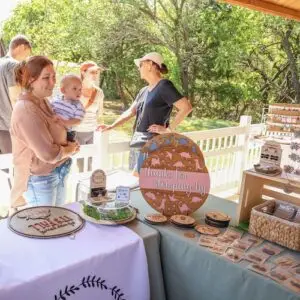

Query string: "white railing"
[[0, 116, 264, 206]]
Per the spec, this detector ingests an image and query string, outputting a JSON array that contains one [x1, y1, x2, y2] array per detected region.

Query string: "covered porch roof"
[[220, 0, 300, 21]]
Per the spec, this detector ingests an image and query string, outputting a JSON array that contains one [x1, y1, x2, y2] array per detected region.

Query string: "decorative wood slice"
[[194, 224, 220, 236], [170, 214, 195, 226], [140, 143, 210, 216], [144, 214, 168, 224], [8, 206, 85, 239]]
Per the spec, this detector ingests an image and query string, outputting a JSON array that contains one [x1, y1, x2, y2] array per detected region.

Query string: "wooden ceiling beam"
[[220, 0, 300, 22]]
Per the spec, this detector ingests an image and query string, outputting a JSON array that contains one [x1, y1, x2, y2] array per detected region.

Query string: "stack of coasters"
[[170, 215, 196, 228], [144, 213, 168, 225], [205, 211, 231, 228]]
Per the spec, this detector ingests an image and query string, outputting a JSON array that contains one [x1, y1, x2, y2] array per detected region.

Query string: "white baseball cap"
[[134, 52, 164, 68]]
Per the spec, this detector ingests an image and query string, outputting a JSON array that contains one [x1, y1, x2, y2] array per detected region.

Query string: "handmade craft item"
[[231, 240, 253, 252], [198, 235, 216, 248], [194, 224, 220, 235], [244, 250, 270, 264], [8, 206, 85, 238], [253, 141, 282, 176], [284, 277, 300, 294], [223, 247, 243, 263], [266, 103, 300, 138], [248, 262, 273, 276], [140, 133, 210, 216], [144, 213, 168, 224], [170, 214, 196, 227], [268, 267, 292, 283], [88, 169, 112, 205], [273, 255, 299, 269]]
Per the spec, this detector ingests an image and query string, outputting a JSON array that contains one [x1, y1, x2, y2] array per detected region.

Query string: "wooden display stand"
[[237, 170, 300, 223], [266, 103, 300, 138]]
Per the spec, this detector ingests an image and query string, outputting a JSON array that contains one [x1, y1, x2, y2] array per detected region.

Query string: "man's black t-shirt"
[[135, 79, 183, 132]]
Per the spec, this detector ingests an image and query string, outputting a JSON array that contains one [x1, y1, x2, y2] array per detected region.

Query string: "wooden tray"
[[8, 206, 85, 239]]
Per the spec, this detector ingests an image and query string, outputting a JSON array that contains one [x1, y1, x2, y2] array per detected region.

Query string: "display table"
[[0, 203, 150, 300], [238, 170, 300, 223], [131, 191, 300, 300]]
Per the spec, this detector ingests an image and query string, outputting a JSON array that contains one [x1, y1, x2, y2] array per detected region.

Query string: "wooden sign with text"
[[140, 133, 210, 216]]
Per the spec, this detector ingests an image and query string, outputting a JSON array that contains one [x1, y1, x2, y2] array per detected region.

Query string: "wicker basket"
[[249, 200, 300, 251]]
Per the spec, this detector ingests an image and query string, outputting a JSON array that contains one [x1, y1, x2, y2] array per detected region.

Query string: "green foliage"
[[2, 0, 300, 122]]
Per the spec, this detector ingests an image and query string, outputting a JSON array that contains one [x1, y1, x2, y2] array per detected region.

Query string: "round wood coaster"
[[194, 224, 220, 235], [170, 215, 195, 226], [206, 211, 231, 222], [144, 214, 168, 224], [8, 206, 85, 239]]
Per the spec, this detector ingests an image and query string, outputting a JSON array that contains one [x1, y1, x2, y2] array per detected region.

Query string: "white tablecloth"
[[0, 204, 150, 300]]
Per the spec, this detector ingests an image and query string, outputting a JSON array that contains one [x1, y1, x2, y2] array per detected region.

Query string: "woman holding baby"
[[10, 56, 80, 211]]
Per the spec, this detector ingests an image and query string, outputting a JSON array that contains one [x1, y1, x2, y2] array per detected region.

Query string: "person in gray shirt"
[[0, 35, 31, 154]]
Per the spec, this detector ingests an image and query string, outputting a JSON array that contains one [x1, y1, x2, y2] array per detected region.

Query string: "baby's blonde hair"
[[60, 74, 81, 88]]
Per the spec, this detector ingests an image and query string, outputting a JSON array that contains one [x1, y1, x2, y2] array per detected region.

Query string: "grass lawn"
[[102, 100, 237, 137]]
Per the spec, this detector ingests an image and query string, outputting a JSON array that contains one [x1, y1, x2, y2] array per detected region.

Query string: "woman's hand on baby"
[[148, 124, 171, 134], [65, 141, 80, 155], [96, 124, 113, 132], [53, 115, 66, 127]]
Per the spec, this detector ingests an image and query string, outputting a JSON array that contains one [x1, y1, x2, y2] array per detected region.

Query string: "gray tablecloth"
[[126, 220, 166, 300], [131, 191, 300, 300]]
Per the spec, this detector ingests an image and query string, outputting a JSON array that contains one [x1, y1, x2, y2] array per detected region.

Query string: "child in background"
[[52, 74, 85, 142]]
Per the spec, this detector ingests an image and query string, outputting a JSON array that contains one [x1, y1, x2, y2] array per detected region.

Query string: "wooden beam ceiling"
[[221, 0, 300, 22]]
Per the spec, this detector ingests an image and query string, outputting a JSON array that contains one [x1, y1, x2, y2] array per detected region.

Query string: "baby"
[[52, 74, 85, 142]]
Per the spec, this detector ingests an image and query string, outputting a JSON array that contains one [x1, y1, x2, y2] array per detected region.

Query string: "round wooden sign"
[[140, 133, 210, 216], [8, 206, 85, 239]]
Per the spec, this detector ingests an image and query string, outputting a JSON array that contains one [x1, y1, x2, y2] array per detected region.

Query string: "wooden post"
[[92, 131, 110, 170], [236, 116, 252, 194]]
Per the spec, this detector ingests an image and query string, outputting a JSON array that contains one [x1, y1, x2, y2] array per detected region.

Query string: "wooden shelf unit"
[[237, 170, 300, 223], [266, 103, 300, 137]]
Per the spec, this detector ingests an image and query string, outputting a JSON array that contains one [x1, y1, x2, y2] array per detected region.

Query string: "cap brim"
[[134, 58, 142, 67]]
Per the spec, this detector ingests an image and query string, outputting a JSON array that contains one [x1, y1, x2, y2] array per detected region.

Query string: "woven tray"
[[249, 200, 300, 251], [8, 206, 85, 239]]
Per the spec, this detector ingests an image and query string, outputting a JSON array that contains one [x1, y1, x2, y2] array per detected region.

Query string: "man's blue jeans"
[[24, 159, 72, 206]]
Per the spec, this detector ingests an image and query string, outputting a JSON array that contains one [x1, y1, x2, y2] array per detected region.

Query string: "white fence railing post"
[[236, 115, 252, 192], [92, 131, 110, 170]]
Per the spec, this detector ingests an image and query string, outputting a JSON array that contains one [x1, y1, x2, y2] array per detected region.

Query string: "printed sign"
[[140, 133, 210, 216], [116, 186, 130, 203], [90, 169, 106, 198]]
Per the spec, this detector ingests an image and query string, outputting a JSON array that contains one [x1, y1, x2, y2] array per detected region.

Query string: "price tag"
[[116, 186, 130, 203]]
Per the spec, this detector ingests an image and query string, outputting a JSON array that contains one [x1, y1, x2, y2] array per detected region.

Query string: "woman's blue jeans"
[[24, 159, 72, 207]]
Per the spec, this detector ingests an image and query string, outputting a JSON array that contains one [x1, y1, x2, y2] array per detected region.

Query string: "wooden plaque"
[[140, 133, 210, 216], [8, 206, 85, 239]]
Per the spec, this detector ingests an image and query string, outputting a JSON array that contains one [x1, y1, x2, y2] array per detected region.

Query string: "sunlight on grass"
[[102, 114, 237, 137]]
